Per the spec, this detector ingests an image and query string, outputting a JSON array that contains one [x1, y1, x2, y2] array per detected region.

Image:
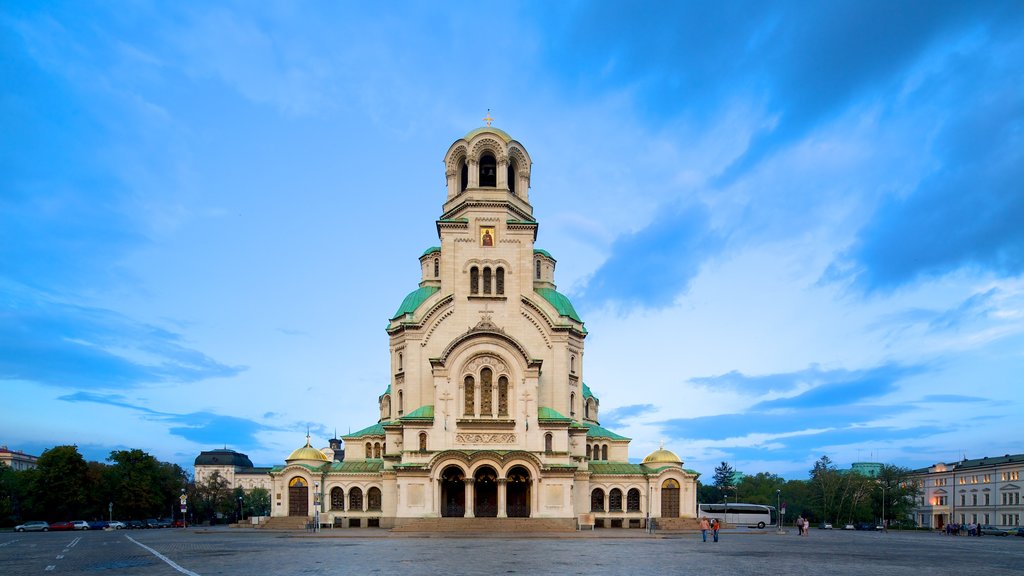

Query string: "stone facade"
[[194, 449, 272, 492], [268, 125, 698, 528], [909, 453, 1023, 529]]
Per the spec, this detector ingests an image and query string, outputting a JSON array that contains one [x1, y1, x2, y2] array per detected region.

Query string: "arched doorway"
[[506, 466, 531, 518], [441, 466, 465, 517], [474, 466, 498, 517], [661, 479, 680, 518], [288, 477, 309, 517]]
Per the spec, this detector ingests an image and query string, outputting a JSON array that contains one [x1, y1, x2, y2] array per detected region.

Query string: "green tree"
[[0, 463, 20, 525], [736, 472, 785, 506], [875, 464, 919, 527], [808, 455, 842, 523], [191, 471, 230, 524], [713, 462, 736, 492], [244, 488, 271, 518], [107, 449, 167, 519], [29, 445, 90, 520]]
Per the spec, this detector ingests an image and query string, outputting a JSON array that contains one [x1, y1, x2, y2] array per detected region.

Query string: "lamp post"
[[314, 482, 321, 533], [880, 483, 886, 533], [776, 489, 783, 534]]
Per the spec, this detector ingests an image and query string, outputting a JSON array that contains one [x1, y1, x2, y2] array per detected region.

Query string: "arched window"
[[330, 487, 344, 510], [545, 433, 553, 454], [434, 258, 439, 277], [497, 376, 508, 416], [480, 153, 497, 187], [398, 390, 404, 415], [535, 260, 541, 280], [470, 267, 479, 295], [480, 368, 493, 416], [374, 443, 381, 458], [602, 445, 608, 461], [382, 396, 391, 419], [609, 488, 623, 512], [627, 488, 641, 512], [591, 489, 605, 512], [586, 445, 592, 460], [570, 392, 576, 417], [349, 487, 363, 511], [464, 375, 475, 416], [460, 160, 468, 192], [398, 352, 403, 371], [483, 267, 492, 295], [507, 160, 517, 193], [570, 355, 575, 374], [367, 487, 382, 511], [584, 400, 590, 419], [496, 267, 504, 295], [365, 442, 372, 458], [419, 432, 427, 452]]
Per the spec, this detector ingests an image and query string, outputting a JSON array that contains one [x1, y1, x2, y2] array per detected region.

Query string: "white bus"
[[698, 503, 776, 529]]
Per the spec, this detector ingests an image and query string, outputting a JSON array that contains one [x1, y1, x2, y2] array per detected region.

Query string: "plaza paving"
[[2, 527, 1023, 575]]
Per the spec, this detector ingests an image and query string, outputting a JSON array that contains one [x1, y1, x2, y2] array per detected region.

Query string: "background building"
[[909, 453, 1023, 529], [0, 446, 38, 471], [194, 448, 272, 492]]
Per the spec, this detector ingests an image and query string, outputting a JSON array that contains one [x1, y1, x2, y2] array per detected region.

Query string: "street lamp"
[[879, 483, 886, 533], [776, 489, 783, 533]]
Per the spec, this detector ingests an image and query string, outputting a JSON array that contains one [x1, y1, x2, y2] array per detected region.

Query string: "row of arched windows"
[[458, 153, 519, 193], [591, 488, 642, 512], [587, 444, 609, 461], [463, 367, 509, 417], [365, 442, 385, 459], [470, 266, 504, 296], [329, 486, 382, 512]]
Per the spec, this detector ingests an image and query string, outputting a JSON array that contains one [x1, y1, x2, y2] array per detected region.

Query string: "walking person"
[[712, 518, 720, 542], [700, 517, 710, 542], [796, 516, 804, 536]]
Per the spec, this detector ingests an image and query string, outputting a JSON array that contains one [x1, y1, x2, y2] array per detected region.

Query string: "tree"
[[713, 462, 736, 491], [736, 472, 785, 506], [191, 471, 230, 524], [244, 488, 271, 518], [29, 445, 90, 520], [808, 455, 842, 523], [875, 464, 919, 527]]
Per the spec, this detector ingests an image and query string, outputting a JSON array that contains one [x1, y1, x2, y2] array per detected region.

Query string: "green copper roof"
[[421, 246, 441, 256], [534, 288, 583, 324], [537, 406, 572, 422], [582, 383, 594, 399], [533, 248, 555, 260], [328, 460, 384, 473], [382, 384, 391, 396], [400, 405, 435, 420], [582, 422, 630, 441], [589, 462, 648, 475], [464, 126, 513, 143], [391, 286, 440, 320], [344, 422, 391, 438]]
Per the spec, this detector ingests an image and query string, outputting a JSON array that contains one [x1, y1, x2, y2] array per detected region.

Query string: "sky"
[[2, 1, 1022, 480]]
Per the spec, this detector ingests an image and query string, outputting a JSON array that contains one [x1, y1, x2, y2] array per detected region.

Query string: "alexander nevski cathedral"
[[259, 123, 698, 529]]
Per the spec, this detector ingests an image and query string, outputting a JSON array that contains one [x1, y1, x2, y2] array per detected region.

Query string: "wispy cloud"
[[0, 281, 244, 389]]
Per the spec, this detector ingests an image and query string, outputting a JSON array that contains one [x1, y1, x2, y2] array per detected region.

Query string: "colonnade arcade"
[[437, 460, 535, 518]]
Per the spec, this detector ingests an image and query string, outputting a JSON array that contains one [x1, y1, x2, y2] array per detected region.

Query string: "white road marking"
[[0, 539, 19, 547], [125, 535, 201, 576], [68, 536, 81, 548], [56, 555, 64, 560], [45, 566, 55, 571]]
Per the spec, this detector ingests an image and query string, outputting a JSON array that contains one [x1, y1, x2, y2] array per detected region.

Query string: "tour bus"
[[698, 503, 776, 529]]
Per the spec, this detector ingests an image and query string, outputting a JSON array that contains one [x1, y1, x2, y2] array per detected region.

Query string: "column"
[[497, 478, 508, 518], [464, 479, 475, 518]]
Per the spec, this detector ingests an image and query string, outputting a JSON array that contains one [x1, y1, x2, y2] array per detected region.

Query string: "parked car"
[[855, 522, 877, 531], [842, 523, 855, 530], [126, 520, 146, 529], [49, 521, 75, 531], [978, 525, 1010, 536], [88, 521, 109, 530], [70, 520, 90, 530], [107, 521, 127, 530], [171, 519, 186, 528], [1015, 527, 1024, 537], [155, 518, 172, 528], [819, 522, 834, 529], [14, 521, 49, 532]]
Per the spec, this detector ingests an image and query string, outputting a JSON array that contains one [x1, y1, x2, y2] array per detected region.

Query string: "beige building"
[[194, 449, 272, 492], [0, 446, 38, 471], [910, 453, 1023, 529], [269, 124, 698, 529]]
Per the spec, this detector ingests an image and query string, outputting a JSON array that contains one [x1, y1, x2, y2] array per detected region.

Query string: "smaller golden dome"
[[286, 436, 330, 463], [642, 445, 682, 466]]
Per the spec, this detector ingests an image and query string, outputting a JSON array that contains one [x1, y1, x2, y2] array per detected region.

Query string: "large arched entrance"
[[440, 466, 466, 517], [288, 477, 309, 517], [474, 466, 498, 517], [661, 479, 680, 518], [505, 466, 531, 518]]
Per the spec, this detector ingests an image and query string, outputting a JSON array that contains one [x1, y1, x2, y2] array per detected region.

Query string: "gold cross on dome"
[[483, 109, 494, 127]]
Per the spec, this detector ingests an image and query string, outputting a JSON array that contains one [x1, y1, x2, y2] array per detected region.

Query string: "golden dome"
[[286, 436, 330, 463], [642, 446, 682, 466]]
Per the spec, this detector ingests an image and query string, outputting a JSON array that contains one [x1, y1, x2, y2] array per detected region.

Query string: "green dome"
[[463, 126, 513, 143]]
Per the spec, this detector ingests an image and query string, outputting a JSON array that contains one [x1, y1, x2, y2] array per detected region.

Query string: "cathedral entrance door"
[[505, 465, 531, 518], [441, 466, 466, 517], [288, 477, 309, 517], [661, 479, 680, 518], [474, 466, 498, 517]]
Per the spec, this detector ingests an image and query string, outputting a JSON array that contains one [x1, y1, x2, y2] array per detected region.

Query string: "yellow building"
[[269, 125, 698, 529]]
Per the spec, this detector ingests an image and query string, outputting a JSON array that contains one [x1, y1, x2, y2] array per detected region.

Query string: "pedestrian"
[[712, 518, 720, 542], [699, 517, 710, 542]]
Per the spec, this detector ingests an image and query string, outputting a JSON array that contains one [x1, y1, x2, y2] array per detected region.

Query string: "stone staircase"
[[256, 516, 311, 530], [391, 517, 576, 533], [653, 517, 702, 531]]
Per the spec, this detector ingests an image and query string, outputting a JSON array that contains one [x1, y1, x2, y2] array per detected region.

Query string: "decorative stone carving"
[[456, 433, 516, 444], [464, 354, 507, 375]]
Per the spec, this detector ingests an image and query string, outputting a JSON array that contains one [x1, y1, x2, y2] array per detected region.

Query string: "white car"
[[15, 521, 49, 532], [71, 520, 90, 530], [107, 520, 127, 530], [842, 523, 855, 530]]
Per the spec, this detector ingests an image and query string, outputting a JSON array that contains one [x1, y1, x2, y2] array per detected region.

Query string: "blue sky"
[[2, 1, 1022, 480]]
